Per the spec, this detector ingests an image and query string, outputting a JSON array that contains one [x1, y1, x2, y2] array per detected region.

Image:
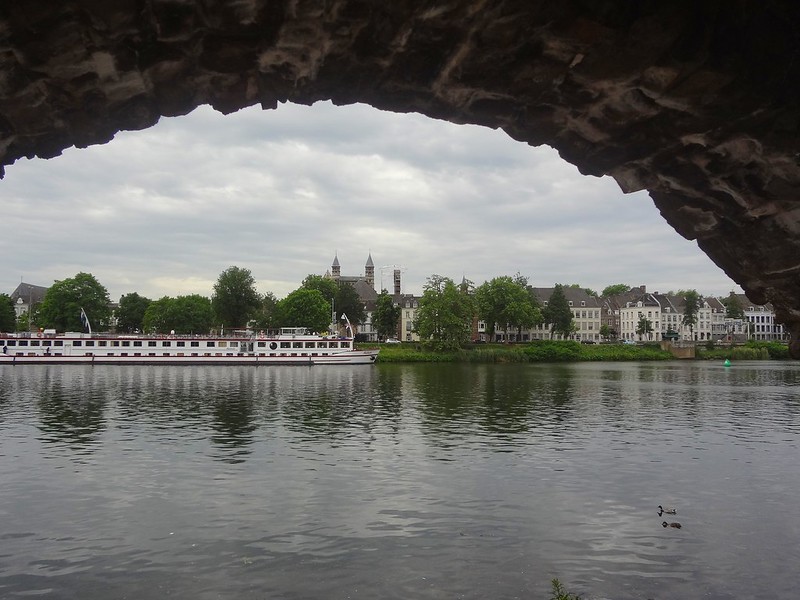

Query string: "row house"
[[528, 287, 603, 342], [619, 291, 740, 342], [734, 294, 789, 341], [395, 293, 421, 342]]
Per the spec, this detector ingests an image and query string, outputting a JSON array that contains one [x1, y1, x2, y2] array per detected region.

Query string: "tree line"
[[1, 271, 748, 346], [1, 267, 371, 335]]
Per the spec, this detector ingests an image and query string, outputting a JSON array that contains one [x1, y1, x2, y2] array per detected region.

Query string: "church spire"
[[365, 252, 375, 288]]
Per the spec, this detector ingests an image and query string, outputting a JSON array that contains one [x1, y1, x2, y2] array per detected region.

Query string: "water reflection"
[[1, 362, 799, 600], [34, 367, 108, 451]]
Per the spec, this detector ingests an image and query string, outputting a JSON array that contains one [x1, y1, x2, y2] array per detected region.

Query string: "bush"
[[522, 340, 582, 362]]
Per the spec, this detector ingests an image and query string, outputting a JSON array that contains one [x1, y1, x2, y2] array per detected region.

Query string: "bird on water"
[[658, 505, 677, 516], [662, 521, 682, 529]]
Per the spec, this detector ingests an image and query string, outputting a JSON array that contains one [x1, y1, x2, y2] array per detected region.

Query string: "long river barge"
[[0, 327, 379, 366]]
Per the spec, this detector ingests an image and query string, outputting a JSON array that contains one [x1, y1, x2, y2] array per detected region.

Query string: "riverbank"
[[368, 340, 792, 363]]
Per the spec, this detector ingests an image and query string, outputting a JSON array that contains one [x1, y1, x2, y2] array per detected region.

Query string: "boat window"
[[257, 341, 266, 348], [317, 342, 327, 348], [85, 341, 95, 347], [31, 340, 40, 346], [133, 341, 142, 347], [329, 342, 338, 348], [293, 341, 302, 348], [54, 340, 63, 346], [218, 341, 227, 348], [163, 341, 171, 347], [206, 342, 215, 347], [305, 342, 315, 348], [176, 341, 185, 347], [122, 341, 130, 347], [73, 341, 82, 347], [280, 342, 290, 349], [98, 341, 107, 346], [6, 340, 16, 346], [190, 341, 199, 347], [230, 341, 238, 347], [112, 341, 120, 347], [148, 341, 157, 347]]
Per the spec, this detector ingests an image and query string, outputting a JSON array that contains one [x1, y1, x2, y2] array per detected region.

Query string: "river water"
[[0, 361, 798, 600]]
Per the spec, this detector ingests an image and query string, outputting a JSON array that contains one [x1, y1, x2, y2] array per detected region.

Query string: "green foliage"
[[721, 292, 745, 320], [636, 315, 654, 340], [475, 275, 542, 341], [301, 274, 338, 301], [16, 311, 30, 332], [681, 290, 701, 337], [212, 266, 261, 328], [542, 284, 574, 339], [523, 340, 581, 361], [116, 292, 151, 333], [378, 340, 674, 363], [578, 343, 672, 361], [252, 291, 279, 331], [415, 274, 475, 351], [373, 290, 401, 339], [375, 345, 459, 363], [143, 295, 214, 334], [550, 578, 582, 600], [335, 282, 366, 326], [38, 272, 111, 332], [599, 324, 611, 339], [0, 294, 15, 332], [276, 288, 331, 332], [745, 340, 790, 359], [601, 283, 631, 297]]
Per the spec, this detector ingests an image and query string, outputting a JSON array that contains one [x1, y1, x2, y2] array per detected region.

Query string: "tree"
[[252, 291, 279, 331], [301, 274, 338, 302], [334, 282, 366, 326], [116, 292, 151, 333], [681, 290, 701, 340], [38, 272, 111, 332], [0, 294, 15, 332], [142, 295, 213, 334], [636, 315, 654, 340], [599, 324, 611, 340], [212, 266, 261, 328], [276, 288, 330, 333], [542, 284, 574, 339], [415, 274, 475, 350], [721, 292, 745, 320], [373, 290, 401, 340], [475, 276, 541, 342], [601, 284, 631, 297]]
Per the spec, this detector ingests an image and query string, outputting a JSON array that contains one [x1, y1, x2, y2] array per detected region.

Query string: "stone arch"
[[2, 1, 799, 354]]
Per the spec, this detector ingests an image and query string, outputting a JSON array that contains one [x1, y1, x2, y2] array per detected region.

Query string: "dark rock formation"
[[1, 1, 799, 354]]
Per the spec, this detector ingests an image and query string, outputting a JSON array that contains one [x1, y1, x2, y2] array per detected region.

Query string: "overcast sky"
[[2, 101, 741, 302]]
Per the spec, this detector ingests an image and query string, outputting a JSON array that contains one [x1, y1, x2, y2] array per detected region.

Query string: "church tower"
[[365, 253, 375, 289], [331, 253, 340, 280]]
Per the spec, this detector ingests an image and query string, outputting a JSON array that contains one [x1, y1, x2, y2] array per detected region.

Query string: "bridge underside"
[[1, 1, 799, 355]]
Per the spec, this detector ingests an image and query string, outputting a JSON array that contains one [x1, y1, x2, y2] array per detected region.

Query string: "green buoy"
[[724, 358, 731, 367]]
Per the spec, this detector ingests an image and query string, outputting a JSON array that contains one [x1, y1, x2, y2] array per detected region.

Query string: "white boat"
[[0, 327, 379, 366]]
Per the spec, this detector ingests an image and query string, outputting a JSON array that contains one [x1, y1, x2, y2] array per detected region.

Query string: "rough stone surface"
[[1, 1, 799, 355]]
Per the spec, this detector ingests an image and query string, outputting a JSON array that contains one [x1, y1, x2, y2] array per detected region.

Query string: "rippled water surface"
[[1, 361, 799, 599]]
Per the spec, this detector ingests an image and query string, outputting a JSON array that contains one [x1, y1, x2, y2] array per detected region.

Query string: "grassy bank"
[[371, 340, 674, 363], [696, 340, 791, 360]]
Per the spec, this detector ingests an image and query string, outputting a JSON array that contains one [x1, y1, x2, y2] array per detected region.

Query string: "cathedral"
[[324, 252, 381, 306]]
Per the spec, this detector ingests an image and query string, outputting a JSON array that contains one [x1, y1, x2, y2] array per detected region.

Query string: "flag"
[[80, 307, 92, 333]]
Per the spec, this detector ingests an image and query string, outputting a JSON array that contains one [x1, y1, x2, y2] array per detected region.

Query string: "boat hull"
[[0, 350, 379, 366]]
